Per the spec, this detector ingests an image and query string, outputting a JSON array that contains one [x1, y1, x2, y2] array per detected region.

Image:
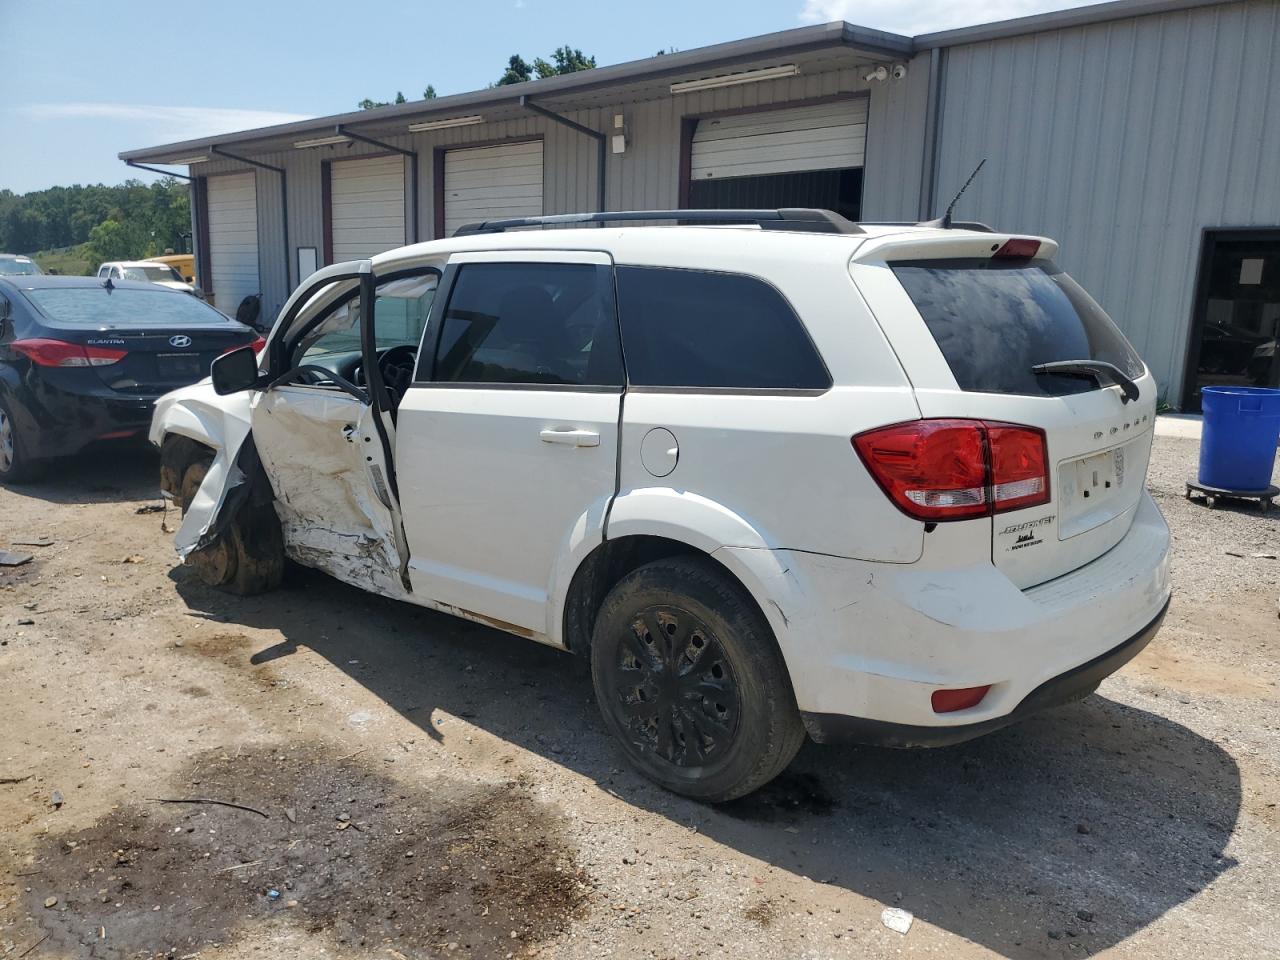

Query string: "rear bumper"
[[7, 376, 157, 459], [718, 488, 1172, 736], [801, 597, 1168, 746]]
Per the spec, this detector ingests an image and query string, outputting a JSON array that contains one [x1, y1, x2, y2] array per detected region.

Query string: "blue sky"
[[3, 0, 1094, 194]]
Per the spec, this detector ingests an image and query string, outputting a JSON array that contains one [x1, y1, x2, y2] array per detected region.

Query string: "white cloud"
[[17, 102, 313, 142], [798, 0, 1098, 35]]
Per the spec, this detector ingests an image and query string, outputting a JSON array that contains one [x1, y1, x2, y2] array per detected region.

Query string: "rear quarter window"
[[890, 258, 1144, 397], [615, 266, 830, 390]]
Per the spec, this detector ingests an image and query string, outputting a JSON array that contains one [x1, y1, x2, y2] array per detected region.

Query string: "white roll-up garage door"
[[691, 100, 868, 181], [207, 172, 259, 313], [443, 140, 543, 237], [330, 155, 407, 262]]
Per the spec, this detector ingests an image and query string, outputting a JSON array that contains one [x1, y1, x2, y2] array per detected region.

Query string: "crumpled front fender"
[[149, 381, 254, 557]]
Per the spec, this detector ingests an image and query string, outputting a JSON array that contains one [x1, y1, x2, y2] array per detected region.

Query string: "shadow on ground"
[[10, 440, 160, 506], [174, 564, 1240, 958]]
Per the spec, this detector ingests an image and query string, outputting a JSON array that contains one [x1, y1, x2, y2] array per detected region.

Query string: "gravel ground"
[[1, 435, 1277, 960]]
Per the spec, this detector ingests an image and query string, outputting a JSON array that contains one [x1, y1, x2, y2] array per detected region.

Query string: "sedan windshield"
[[25, 287, 228, 325]]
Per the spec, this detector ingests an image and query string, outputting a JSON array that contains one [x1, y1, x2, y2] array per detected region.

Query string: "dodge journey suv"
[[151, 209, 1171, 801]]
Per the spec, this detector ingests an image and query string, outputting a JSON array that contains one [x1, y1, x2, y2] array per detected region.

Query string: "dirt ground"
[[1, 435, 1277, 960]]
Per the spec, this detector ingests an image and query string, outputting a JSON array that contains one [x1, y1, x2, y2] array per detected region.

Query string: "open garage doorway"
[[684, 99, 867, 221], [1182, 229, 1280, 411]]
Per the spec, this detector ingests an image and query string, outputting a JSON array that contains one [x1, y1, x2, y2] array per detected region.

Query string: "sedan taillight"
[[852, 419, 1050, 521], [11, 338, 127, 368], [220, 337, 266, 358]]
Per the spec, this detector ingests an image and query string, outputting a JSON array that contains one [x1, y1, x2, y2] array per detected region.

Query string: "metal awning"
[[119, 21, 912, 164]]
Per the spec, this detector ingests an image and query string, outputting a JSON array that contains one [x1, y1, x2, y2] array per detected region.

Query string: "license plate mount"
[[156, 353, 203, 380]]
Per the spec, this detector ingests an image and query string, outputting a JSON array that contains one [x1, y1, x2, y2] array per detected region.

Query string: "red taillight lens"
[[987, 424, 1051, 512], [853, 419, 1049, 521], [931, 685, 991, 713], [853, 419, 990, 520], [221, 337, 266, 358], [993, 238, 1041, 259], [11, 338, 127, 368]]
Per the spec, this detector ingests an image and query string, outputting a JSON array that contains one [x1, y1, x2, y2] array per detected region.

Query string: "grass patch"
[[34, 242, 96, 276]]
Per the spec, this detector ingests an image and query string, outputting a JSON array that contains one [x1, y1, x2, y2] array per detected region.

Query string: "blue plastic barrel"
[[1199, 386, 1280, 491]]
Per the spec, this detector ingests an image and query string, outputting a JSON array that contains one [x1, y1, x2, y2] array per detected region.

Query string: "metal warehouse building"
[[122, 0, 1280, 409]]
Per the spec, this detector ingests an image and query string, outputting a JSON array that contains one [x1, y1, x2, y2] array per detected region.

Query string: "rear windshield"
[[891, 258, 1144, 397], [25, 287, 227, 326]]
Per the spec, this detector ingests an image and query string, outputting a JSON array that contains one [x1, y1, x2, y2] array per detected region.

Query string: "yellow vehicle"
[[146, 253, 195, 284]]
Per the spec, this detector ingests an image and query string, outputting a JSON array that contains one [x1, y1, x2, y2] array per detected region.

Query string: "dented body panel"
[[250, 386, 409, 599], [150, 380, 253, 557]]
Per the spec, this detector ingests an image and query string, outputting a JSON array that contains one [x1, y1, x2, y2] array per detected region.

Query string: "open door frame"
[[1180, 227, 1280, 412]]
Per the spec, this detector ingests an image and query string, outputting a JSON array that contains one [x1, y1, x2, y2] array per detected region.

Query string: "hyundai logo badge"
[[169, 335, 193, 348]]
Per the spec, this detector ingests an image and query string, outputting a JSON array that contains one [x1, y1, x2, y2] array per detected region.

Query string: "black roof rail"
[[858, 219, 997, 233], [453, 208, 863, 237]]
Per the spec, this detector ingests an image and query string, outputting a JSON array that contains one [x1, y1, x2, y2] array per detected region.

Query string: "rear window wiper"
[[1031, 360, 1140, 403]]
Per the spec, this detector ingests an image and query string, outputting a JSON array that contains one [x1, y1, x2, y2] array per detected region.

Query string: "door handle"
[[540, 428, 600, 448]]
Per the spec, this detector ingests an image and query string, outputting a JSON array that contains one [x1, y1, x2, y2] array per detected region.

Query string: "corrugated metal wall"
[[610, 64, 923, 216], [932, 0, 1280, 403]]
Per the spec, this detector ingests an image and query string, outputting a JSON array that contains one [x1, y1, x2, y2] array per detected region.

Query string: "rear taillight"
[[11, 338, 127, 368], [986, 423, 1051, 512], [221, 337, 266, 358], [852, 419, 1049, 521]]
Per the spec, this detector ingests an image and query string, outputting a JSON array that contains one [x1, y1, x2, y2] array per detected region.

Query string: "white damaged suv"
[[151, 209, 1171, 801]]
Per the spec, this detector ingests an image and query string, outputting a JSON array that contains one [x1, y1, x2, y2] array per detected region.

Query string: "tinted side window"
[[432, 262, 622, 386], [615, 267, 830, 390]]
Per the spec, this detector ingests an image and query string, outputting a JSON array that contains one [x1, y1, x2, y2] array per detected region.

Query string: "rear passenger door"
[[395, 251, 624, 639]]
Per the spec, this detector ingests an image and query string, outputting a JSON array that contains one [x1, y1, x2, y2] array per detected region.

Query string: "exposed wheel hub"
[[610, 606, 741, 767]]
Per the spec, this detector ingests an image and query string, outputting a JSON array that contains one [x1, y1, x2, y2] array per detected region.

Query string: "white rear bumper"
[[720, 489, 1171, 734]]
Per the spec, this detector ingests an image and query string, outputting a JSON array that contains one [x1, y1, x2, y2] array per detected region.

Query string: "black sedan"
[[0, 276, 261, 482]]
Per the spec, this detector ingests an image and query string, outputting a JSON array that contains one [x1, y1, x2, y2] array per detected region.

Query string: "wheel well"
[[159, 434, 216, 500], [562, 534, 768, 656]]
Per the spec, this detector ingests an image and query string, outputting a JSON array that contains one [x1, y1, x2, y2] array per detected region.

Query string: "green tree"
[[358, 90, 410, 109], [0, 178, 190, 263], [88, 219, 131, 263], [423, 85, 437, 99], [535, 45, 596, 78], [496, 54, 533, 85]]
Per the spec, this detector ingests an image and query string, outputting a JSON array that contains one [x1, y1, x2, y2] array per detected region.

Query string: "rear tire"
[[590, 556, 805, 802], [0, 397, 44, 485], [179, 458, 283, 595]]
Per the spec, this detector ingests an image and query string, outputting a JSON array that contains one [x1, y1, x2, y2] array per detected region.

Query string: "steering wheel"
[[376, 344, 418, 403], [270, 364, 366, 401]]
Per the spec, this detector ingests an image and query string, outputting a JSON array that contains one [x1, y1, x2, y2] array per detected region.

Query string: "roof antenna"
[[928, 158, 986, 229]]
